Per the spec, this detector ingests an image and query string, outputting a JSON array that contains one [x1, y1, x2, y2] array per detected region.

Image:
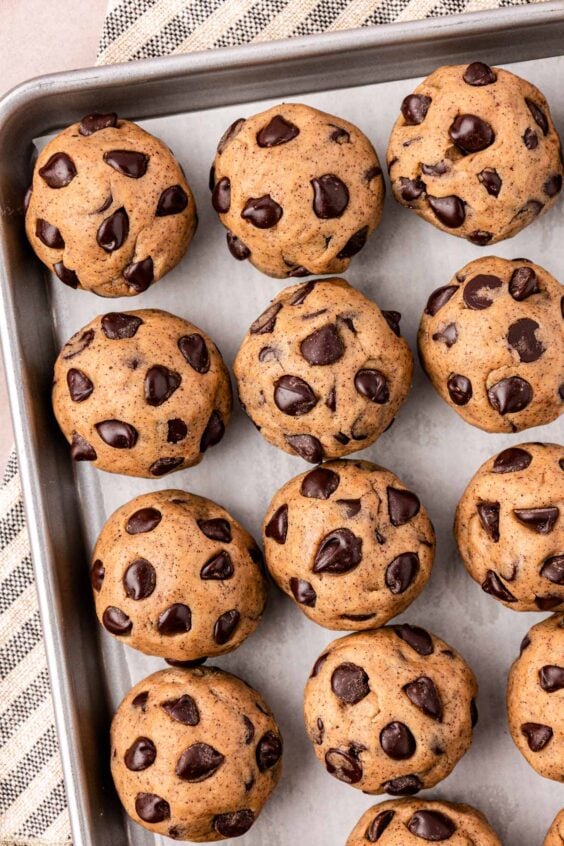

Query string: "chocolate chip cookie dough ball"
[[304, 625, 478, 795], [346, 798, 502, 845], [544, 810, 564, 846], [52, 309, 232, 477], [111, 666, 283, 841], [263, 460, 435, 630], [25, 112, 196, 296], [418, 257, 563, 433], [507, 613, 564, 782], [234, 279, 413, 463], [92, 490, 266, 661], [387, 63, 563, 244], [211, 103, 385, 278], [455, 443, 564, 612]]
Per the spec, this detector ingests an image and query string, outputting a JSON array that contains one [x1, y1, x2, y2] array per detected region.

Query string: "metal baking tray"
[[1, 4, 563, 845]]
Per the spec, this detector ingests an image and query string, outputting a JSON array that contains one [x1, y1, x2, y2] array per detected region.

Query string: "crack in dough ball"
[[92, 490, 267, 661], [507, 613, 564, 782], [211, 103, 385, 278], [455, 442, 563, 612], [234, 278, 413, 463], [418, 256, 563, 433], [263, 459, 435, 629], [544, 810, 564, 846], [304, 626, 478, 795], [111, 667, 282, 841], [25, 113, 197, 296], [52, 309, 232, 477], [387, 63, 563, 244]]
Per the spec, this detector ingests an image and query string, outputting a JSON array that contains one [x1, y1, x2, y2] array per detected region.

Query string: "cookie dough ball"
[[387, 63, 563, 245], [304, 625, 478, 795], [544, 810, 564, 846], [455, 443, 564, 612], [263, 460, 435, 630], [25, 112, 196, 297], [234, 278, 413, 463], [346, 798, 501, 845], [418, 257, 563, 433], [211, 103, 385, 278], [52, 309, 232, 477], [111, 666, 283, 841], [507, 613, 564, 782], [92, 490, 267, 661]]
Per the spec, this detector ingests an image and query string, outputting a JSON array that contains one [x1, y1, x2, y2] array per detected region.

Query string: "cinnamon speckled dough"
[[26, 113, 196, 297], [418, 256, 563, 433], [303, 626, 478, 796], [387, 62, 563, 244], [211, 103, 385, 278], [346, 798, 501, 845], [234, 278, 413, 463], [92, 490, 266, 661], [52, 309, 232, 477], [455, 443, 564, 612], [544, 810, 564, 846], [507, 613, 564, 782], [263, 459, 435, 630], [111, 667, 283, 841]]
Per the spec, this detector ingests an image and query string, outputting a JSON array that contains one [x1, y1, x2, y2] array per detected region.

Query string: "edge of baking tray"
[[2, 3, 564, 845]]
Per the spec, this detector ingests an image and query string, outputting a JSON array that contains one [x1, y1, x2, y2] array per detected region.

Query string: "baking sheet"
[[37, 55, 563, 845]]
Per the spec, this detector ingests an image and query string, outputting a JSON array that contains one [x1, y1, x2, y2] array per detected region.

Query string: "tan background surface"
[[0, 0, 108, 477]]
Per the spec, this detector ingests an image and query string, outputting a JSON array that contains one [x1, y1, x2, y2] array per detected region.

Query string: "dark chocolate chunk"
[[488, 377, 533, 415], [124, 559, 156, 599], [403, 676, 443, 721], [463, 62, 497, 85], [102, 606, 132, 635], [213, 609, 240, 644], [157, 603, 191, 635], [103, 149, 148, 178], [387, 487, 420, 526], [407, 810, 456, 840], [401, 94, 432, 125], [125, 737, 156, 771], [300, 324, 344, 365], [200, 551, 234, 580], [256, 731, 283, 771], [101, 313, 143, 339], [463, 274, 502, 309], [257, 114, 299, 147], [95, 419, 137, 448], [144, 365, 181, 406], [79, 112, 117, 136], [285, 434, 323, 463], [313, 529, 362, 574], [97, 207, 129, 252], [380, 721, 416, 759], [274, 375, 317, 415], [428, 195, 465, 228], [135, 793, 170, 823], [67, 369, 93, 402], [176, 743, 225, 781], [311, 174, 350, 218], [300, 466, 340, 499], [265, 504, 288, 544], [482, 570, 517, 603], [39, 152, 77, 188], [493, 447, 532, 473], [290, 577, 316, 607], [242, 194, 282, 228], [156, 185, 188, 216], [386, 552, 419, 594], [331, 663, 370, 704]]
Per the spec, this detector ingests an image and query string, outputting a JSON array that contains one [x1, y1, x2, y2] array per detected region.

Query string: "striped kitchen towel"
[[0, 0, 549, 843]]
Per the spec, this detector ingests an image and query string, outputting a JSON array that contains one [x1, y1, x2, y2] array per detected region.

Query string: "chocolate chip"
[[311, 653, 329, 678], [422, 160, 449, 177], [470, 698, 479, 728], [526, 98, 549, 135], [165, 419, 186, 443], [250, 302, 283, 335], [467, 230, 493, 246], [161, 694, 200, 725], [213, 810, 255, 838], [102, 606, 132, 635], [311, 174, 349, 219], [478, 168, 502, 197], [198, 518, 231, 543], [257, 114, 299, 146], [399, 177, 426, 203], [404, 676, 443, 721], [427, 195, 465, 228], [165, 657, 207, 668], [408, 810, 456, 841], [535, 594, 562, 610], [482, 570, 517, 602], [540, 665, 564, 693], [386, 552, 419, 594], [132, 691, 148, 711], [463, 61, 497, 85], [208, 165, 215, 191], [520, 635, 532, 655], [334, 432, 350, 445], [354, 369, 389, 404], [200, 551, 234, 580], [541, 555, 564, 584], [285, 433, 323, 463], [95, 419, 137, 448], [384, 774, 422, 795], [90, 559, 104, 592], [477, 502, 500, 542], [401, 94, 432, 125], [52, 261, 79, 288], [200, 410, 224, 452], [242, 194, 282, 228], [213, 609, 240, 644], [447, 374, 472, 406], [463, 274, 502, 309], [507, 318, 544, 362], [380, 721, 416, 759], [313, 528, 362, 574], [103, 150, 148, 178], [36, 219, 64, 249], [123, 558, 156, 600], [156, 185, 188, 216], [274, 375, 317, 415], [101, 313, 143, 340], [325, 748, 363, 783], [176, 743, 224, 781], [39, 152, 77, 188], [331, 663, 370, 704], [394, 624, 433, 655], [67, 369, 93, 403], [79, 112, 117, 136], [365, 164, 382, 181], [544, 174, 562, 197], [425, 285, 458, 316], [488, 377, 533, 415], [144, 365, 181, 407], [449, 114, 494, 154], [226, 230, 250, 260], [256, 731, 283, 771], [325, 387, 336, 411], [123, 257, 154, 292], [290, 280, 316, 305], [300, 466, 340, 499], [125, 737, 156, 771], [126, 507, 162, 534], [387, 487, 420, 527], [265, 505, 288, 544], [300, 324, 344, 365], [212, 176, 230, 213], [311, 717, 324, 744], [157, 603, 191, 635], [365, 810, 395, 841], [382, 311, 401, 338], [242, 716, 255, 744], [337, 226, 368, 259], [493, 447, 532, 473], [217, 118, 245, 153], [521, 722, 553, 751], [432, 322, 458, 347], [289, 577, 316, 606], [523, 128, 539, 150], [70, 432, 96, 461], [337, 498, 361, 517], [97, 207, 128, 252], [177, 334, 210, 375], [135, 792, 170, 823], [514, 506, 559, 534], [287, 265, 310, 277]]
